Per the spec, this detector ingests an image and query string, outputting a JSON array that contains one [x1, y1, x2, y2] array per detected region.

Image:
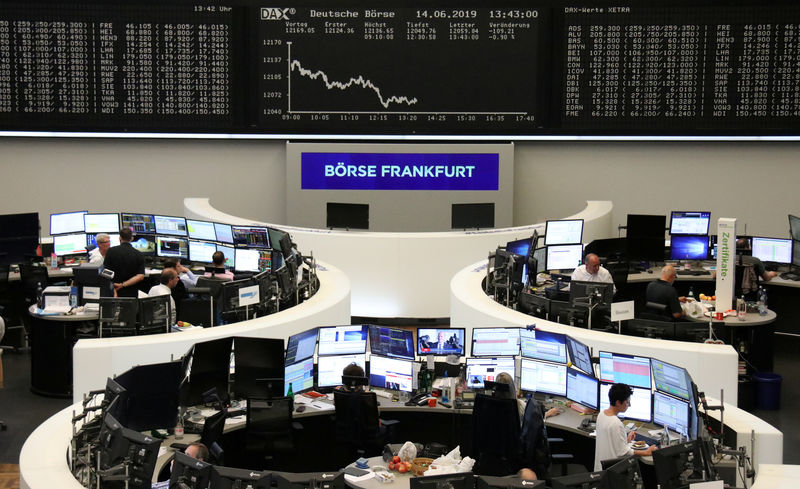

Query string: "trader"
[[570, 253, 616, 294], [88, 233, 111, 265], [164, 258, 199, 288], [594, 383, 657, 471], [103, 227, 145, 298], [148, 269, 179, 324], [645, 265, 685, 319], [203, 251, 235, 281]]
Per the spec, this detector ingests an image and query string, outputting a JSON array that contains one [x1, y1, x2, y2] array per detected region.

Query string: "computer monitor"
[[316, 354, 366, 388], [231, 225, 270, 248], [83, 213, 120, 234], [368, 325, 415, 360], [598, 351, 652, 389], [87, 233, 120, 248], [233, 248, 271, 273], [519, 329, 567, 364], [751, 236, 793, 264], [669, 235, 709, 261], [794, 240, 800, 268], [548, 300, 589, 328], [651, 359, 691, 401], [599, 382, 653, 423], [417, 328, 465, 356], [154, 215, 188, 237], [214, 244, 235, 268], [130, 236, 156, 255], [506, 236, 534, 257], [603, 457, 641, 489], [652, 441, 705, 489], [519, 358, 567, 396], [50, 210, 87, 235], [53, 233, 87, 256], [156, 235, 188, 259], [516, 291, 549, 319], [232, 337, 285, 399], [565, 336, 593, 376], [284, 357, 315, 396], [550, 472, 608, 489], [670, 211, 711, 236], [584, 237, 627, 261], [211, 466, 271, 489], [475, 475, 545, 489], [369, 355, 413, 392], [653, 391, 691, 436], [186, 219, 217, 241], [627, 237, 665, 262], [318, 325, 369, 356], [409, 472, 475, 489], [546, 244, 583, 271], [181, 337, 233, 407], [214, 223, 234, 244], [533, 246, 546, 274], [120, 212, 156, 235], [544, 219, 584, 246], [114, 361, 183, 431], [471, 327, 520, 357], [627, 214, 666, 239], [465, 357, 516, 390], [566, 368, 599, 410], [98, 413, 128, 470], [171, 451, 213, 489], [569, 280, 614, 307], [285, 328, 318, 365], [273, 471, 345, 489], [189, 240, 217, 263]]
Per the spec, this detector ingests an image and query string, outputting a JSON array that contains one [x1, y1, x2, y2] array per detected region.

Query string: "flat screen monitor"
[[751, 236, 793, 264], [87, 233, 120, 248], [182, 337, 233, 407], [627, 214, 666, 239], [232, 337, 285, 399], [369, 355, 413, 392], [598, 351, 652, 389], [231, 226, 270, 248], [550, 471, 608, 489], [789, 214, 800, 241], [285, 328, 318, 365], [214, 223, 234, 244], [569, 280, 614, 307], [627, 237, 665, 262], [154, 215, 188, 237], [316, 354, 366, 388], [599, 382, 653, 423], [545, 219, 584, 246], [216, 244, 235, 268], [284, 357, 315, 396], [653, 391, 690, 435], [83, 213, 120, 234], [794, 240, 800, 268], [318, 325, 369, 356], [471, 327, 520, 357], [466, 357, 516, 390], [475, 475, 545, 489], [533, 246, 546, 274], [566, 336, 594, 377], [452, 203, 494, 229], [519, 358, 567, 396], [211, 466, 271, 489], [410, 472, 475, 489], [234, 248, 271, 273], [519, 329, 567, 364], [120, 212, 156, 235], [130, 236, 156, 255], [506, 236, 533, 257], [651, 359, 691, 401], [53, 233, 87, 256], [417, 328, 465, 356], [114, 361, 183, 431], [670, 211, 711, 236], [652, 441, 705, 489], [171, 451, 213, 489], [156, 236, 188, 259], [186, 219, 217, 241], [368, 325, 415, 360], [327, 202, 369, 229], [669, 235, 709, 261], [50, 210, 87, 235], [546, 244, 583, 271], [189, 240, 217, 263], [566, 368, 599, 410]]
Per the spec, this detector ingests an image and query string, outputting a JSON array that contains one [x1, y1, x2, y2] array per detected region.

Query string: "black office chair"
[[16, 262, 50, 348], [604, 260, 630, 302], [98, 297, 139, 337], [193, 276, 227, 326], [639, 301, 674, 321], [333, 388, 398, 465], [138, 294, 171, 335], [0, 265, 25, 350], [471, 393, 521, 476], [519, 397, 574, 482], [624, 318, 674, 339], [244, 396, 301, 469]]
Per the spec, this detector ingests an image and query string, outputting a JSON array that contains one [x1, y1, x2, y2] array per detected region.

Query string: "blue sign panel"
[[301, 152, 499, 191]]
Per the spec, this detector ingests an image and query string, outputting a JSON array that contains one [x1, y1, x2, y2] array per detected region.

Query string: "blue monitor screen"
[[598, 351, 652, 389], [471, 328, 520, 357], [417, 328, 465, 356], [317, 325, 369, 356], [670, 211, 710, 235], [285, 328, 318, 365], [653, 391, 690, 435], [566, 368, 599, 410], [520, 329, 567, 364], [130, 236, 156, 255], [284, 358, 314, 395], [669, 235, 709, 261], [369, 325, 415, 360], [369, 355, 413, 392], [506, 237, 533, 257]]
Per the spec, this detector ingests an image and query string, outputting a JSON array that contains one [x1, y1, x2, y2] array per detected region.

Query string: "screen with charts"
[[154, 216, 188, 237], [369, 355, 413, 392], [189, 240, 217, 263], [651, 359, 691, 401], [216, 244, 236, 268], [83, 213, 120, 234], [214, 223, 234, 244], [318, 325, 369, 356], [51, 211, 87, 235], [600, 382, 652, 423], [544, 220, 583, 246], [471, 328, 520, 356], [669, 235, 709, 261], [316, 354, 366, 388], [156, 236, 188, 259], [519, 329, 567, 364], [186, 219, 217, 241], [368, 325, 415, 360], [284, 357, 315, 395], [234, 248, 271, 273], [546, 244, 583, 271], [232, 226, 270, 249], [53, 233, 87, 256], [599, 351, 652, 389], [751, 236, 793, 264], [566, 336, 594, 377], [653, 391, 690, 435], [120, 213, 156, 235], [566, 368, 599, 410], [670, 211, 711, 236], [417, 328, 465, 356], [466, 357, 516, 390], [519, 358, 567, 396], [285, 328, 318, 365]]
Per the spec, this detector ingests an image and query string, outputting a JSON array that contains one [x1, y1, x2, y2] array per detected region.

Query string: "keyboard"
[[634, 433, 660, 447], [780, 271, 800, 281], [676, 270, 710, 276]]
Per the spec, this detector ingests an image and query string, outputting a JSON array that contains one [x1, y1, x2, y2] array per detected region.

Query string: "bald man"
[[570, 253, 616, 294], [645, 265, 686, 319]]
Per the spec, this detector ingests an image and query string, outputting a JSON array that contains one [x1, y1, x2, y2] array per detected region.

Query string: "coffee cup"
[[427, 398, 437, 407]]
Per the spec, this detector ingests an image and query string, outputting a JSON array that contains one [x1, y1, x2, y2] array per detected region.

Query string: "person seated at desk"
[[88, 233, 111, 265], [570, 253, 616, 294], [155, 442, 210, 486], [495, 372, 561, 423], [164, 258, 199, 288], [336, 362, 367, 392], [104, 228, 145, 298], [594, 383, 657, 471], [203, 251, 234, 281], [646, 265, 686, 319], [147, 269, 179, 324]]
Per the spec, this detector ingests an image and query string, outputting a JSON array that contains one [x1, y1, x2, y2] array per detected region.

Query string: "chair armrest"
[[291, 422, 304, 431], [380, 419, 400, 427], [547, 437, 564, 443]]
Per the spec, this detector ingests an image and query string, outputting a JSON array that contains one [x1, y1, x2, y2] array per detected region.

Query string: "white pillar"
[[715, 218, 737, 310]]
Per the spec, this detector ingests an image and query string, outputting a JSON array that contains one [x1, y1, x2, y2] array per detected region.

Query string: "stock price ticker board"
[[3, 0, 800, 137]]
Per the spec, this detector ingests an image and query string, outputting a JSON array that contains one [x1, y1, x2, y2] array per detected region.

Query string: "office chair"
[[138, 294, 171, 335], [98, 297, 139, 337], [244, 396, 301, 469], [333, 388, 399, 465], [639, 301, 674, 321], [0, 315, 7, 430], [604, 260, 630, 302], [519, 397, 574, 482], [624, 318, 675, 339], [193, 277, 227, 326], [15, 263, 50, 349], [0, 265, 26, 351], [471, 393, 521, 476]]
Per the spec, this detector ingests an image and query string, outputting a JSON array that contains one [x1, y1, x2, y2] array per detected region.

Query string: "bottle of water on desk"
[[736, 296, 747, 321], [757, 287, 768, 316], [688, 287, 694, 301], [36, 282, 43, 309]]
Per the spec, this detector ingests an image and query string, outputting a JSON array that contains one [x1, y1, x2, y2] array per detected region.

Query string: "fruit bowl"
[[411, 458, 434, 476]]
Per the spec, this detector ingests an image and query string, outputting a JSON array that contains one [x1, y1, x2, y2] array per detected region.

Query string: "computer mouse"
[[295, 405, 306, 413]]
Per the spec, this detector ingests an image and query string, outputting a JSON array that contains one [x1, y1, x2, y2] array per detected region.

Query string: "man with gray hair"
[[147, 268, 179, 324], [570, 252, 616, 294], [645, 265, 686, 319], [88, 233, 111, 265]]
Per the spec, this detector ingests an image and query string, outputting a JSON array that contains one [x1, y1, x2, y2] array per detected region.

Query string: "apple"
[[393, 455, 401, 464]]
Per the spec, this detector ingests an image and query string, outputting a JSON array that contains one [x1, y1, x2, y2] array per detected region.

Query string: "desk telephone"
[[579, 418, 596, 433], [405, 392, 430, 406]]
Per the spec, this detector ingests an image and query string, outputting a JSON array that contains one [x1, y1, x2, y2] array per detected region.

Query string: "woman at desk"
[[594, 383, 657, 471], [495, 373, 561, 422]]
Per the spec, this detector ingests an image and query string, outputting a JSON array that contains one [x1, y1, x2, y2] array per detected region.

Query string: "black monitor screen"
[[565, 336, 594, 377], [452, 203, 494, 229], [121, 213, 156, 235], [114, 361, 182, 431], [182, 337, 233, 406], [417, 328, 465, 356], [519, 329, 567, 364], [627, 237, 665, 262], [211, 466, 271, 489], [551, 471, 608, 489], [0, 212, 39, 239], [670, 211, 711, 236], [285, 328, 318, 365], [231, 226, 270, 248], [171, 451, 213, 489], [233, 337, 284, 399], [789, 215, 800, 242], [475, 475, 545, 489], [569, 280, 614, 307], [327, 202, 369, 229], [669, 235, 709, 261], [410, 472, 474, 489], [368, 325, 415, 360], [653, 441, 704, 489], [626, 214, 666, 239]]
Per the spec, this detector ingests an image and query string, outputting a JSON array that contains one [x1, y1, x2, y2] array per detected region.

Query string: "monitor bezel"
[[153, 214, 188, 237], [750, 235, 793, 265], [470, 327, 520, 357], [82, 213, 120, 234], [50, 210, 88, 236], [185, 218, 218, 241], [669, 211, 711, 236], [416, 327, 466, 357], [544, 219, 584, 246], [119, 212, 157, 235]]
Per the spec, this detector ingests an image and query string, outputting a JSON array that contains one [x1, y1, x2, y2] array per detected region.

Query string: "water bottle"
[[174, 407, 184, 440], [36, 282, 44, 309], [50, 252, 58, 269], [687, 286, 694, 301], [758, 287, 768, 316], [69, 286, 78, 309], [736, 296, 747, 321]]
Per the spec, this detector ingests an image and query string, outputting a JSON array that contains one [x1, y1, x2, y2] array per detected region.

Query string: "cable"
[[708, 327, 760, 373]]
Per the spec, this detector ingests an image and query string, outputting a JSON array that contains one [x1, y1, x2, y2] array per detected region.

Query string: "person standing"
[[103, 228, 145, 298]]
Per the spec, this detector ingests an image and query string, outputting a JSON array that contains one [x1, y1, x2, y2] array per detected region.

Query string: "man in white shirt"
[[594, 383, 657, 471], [147, 268, 179, 324], [88, 233, 111, 265], [571, 253, 616, 294]]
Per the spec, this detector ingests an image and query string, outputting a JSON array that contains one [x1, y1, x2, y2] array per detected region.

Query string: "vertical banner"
[[715, 218, 737, 311]]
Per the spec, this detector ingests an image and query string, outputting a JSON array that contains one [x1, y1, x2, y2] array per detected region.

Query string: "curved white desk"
[[185, 198, 614, 318], [71, 260, 350, 403]]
